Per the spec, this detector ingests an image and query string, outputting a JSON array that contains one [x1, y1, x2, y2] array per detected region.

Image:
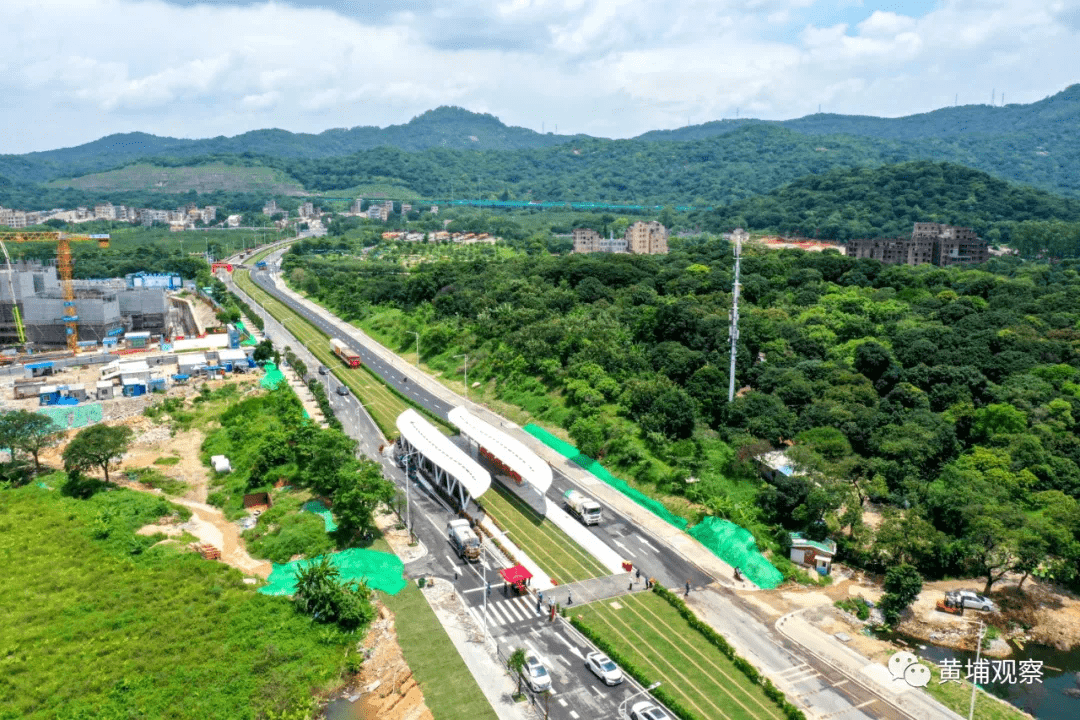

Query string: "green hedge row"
[[650, 583, 806, 720], [306, 378, 343, 430], [227, 290, 265, 332]]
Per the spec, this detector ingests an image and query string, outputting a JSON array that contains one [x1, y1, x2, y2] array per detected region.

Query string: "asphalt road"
[[238, 251, 906, 720]]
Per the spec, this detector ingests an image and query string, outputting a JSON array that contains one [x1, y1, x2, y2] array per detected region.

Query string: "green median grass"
[[480, 481, 609, 584], [574, 592, 784, 720], [234, 268, 452, 438]]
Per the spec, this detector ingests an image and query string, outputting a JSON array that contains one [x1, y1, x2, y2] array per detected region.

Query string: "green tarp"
[[523, 424, 688, 529], [303, 500, 337, 532], [260, 362, 285, 390], [523, 424, 783, 589], [259, 548, 406, 597], [688, 517, 783, 590], [37, 403, 103, 431]]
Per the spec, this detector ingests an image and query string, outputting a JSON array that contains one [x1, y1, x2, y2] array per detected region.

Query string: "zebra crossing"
[[466, 594, 545, 628]]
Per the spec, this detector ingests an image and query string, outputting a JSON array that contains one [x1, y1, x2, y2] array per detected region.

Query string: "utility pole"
[[409, 330, 420, 366], [456, 353, 468, 401], [728, 230, 743, 402], [969, 621, 986, 719]]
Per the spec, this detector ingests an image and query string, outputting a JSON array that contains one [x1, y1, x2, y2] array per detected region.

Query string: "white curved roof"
[[448, 407, 553, 494], [397, 409, 491, 499]]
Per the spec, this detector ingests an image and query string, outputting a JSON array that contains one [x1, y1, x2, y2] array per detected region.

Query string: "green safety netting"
[[523, 424, 688, 530], [236, 321, 259, 346], [259, 548, 406, 597], [260, 362, 285, 389], [524, 424, 783, 588], [303, 500, 337, 532], [37, 403, 104, 430], [688, 517, 783, 590]]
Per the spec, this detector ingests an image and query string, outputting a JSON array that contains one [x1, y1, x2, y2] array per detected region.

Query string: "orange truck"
[[330, 338, 361, 368]]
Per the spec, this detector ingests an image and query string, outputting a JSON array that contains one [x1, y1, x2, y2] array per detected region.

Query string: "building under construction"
[[0, 262, 171, 348]]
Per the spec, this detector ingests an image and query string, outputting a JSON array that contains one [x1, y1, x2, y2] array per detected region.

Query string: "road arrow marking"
[[553, 633, 584, 660]]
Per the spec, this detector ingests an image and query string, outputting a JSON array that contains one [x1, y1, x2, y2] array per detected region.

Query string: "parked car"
[[630, 701, 672, 720], [336, 385, 349, 396], [523, 652, 551, 692], [948, 590, 996, 612], [585, 651, 623, 686], [317, 365, 328, 375]]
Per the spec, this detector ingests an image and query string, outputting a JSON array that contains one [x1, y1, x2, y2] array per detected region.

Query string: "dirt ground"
[[750, 567, 1080, 655], [37, 374, 274, 579]]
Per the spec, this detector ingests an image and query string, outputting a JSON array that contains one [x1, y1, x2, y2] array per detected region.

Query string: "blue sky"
[[0, 0, 1076, 153]]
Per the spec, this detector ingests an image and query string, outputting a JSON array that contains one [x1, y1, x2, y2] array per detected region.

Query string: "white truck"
[[448, 519, 482, 561], [564, 489, 602, 525]]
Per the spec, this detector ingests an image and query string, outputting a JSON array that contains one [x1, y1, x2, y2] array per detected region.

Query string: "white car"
[[950, 590, 996, 612], [524, 652, 551, 692], [585, 651, 624, 686], [630, 702, 672, 720]]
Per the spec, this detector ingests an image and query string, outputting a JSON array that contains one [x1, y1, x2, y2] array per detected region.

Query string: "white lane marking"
[[569, 712, 579, 719], [485, 602, 510, 625], [552, 632, 584, 660], [515, 595, 541, 616], [612, 539, 629, 553], [557, 699, 568, 707], [635, 535, 657, 551]]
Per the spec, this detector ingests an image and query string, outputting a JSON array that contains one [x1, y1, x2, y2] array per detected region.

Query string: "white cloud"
[[0, 0, 1076, 152]]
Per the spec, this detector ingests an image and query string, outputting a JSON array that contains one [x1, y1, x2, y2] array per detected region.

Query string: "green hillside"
[[2, 85, 1079, 202], [46, 161, 305, 195], [698, 161, 1080, 241]]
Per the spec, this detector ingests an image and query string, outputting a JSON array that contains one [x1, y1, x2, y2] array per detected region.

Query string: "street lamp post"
[[618, 681, 661, 720], [455, 353, 468, 401], [409, 331, 420, 367], [969, 622, 986, 720]]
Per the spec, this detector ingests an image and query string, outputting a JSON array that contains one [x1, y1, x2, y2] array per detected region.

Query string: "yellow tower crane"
[[0, 232, 110, 352]]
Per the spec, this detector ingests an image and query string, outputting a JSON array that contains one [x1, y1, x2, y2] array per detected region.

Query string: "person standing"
[[685, 580, 691, 597]]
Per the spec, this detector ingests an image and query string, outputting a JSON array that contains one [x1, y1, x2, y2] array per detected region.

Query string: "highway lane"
[[243, 253, 907, 720], [251, 261, 709, 590]]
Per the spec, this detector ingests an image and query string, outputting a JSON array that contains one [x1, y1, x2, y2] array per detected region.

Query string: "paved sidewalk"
[[776, 609, 966, 720], [421, 581, 538, 720]]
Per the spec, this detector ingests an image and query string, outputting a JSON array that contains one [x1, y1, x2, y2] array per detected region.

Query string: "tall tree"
[[879, 564, 924, 626], [61, 424, 133, 484], [508, 648, 527, 695], [0, 410, 62, 474], [332, 460, 396, 544]]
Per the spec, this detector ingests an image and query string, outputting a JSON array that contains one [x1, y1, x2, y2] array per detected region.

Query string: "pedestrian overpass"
[[395, 409, 490, 510], [448, 407, 552, 496]]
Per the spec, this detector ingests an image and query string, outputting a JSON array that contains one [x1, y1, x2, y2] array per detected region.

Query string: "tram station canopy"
[[396, 409, 491, 500], [448, 407, 552, 494]]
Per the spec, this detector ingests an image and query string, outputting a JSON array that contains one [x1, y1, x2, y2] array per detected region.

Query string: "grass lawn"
[[369, 540, 499, 720], [0, 484, 353, 720], [573, 592, 784, 720], [923, 662, 1030, 720], [480, 481, 608, 584]]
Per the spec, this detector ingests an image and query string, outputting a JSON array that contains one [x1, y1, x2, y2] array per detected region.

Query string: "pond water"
[[323, 697, 371, 720], [898, 634, 1080, 719]]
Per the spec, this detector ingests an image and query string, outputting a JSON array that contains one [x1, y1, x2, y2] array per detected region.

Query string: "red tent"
[[499, 565, 533, 594]]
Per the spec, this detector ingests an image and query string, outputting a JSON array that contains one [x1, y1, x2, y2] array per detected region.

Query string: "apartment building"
[[625, 221, 669, 254], [847, 223, 988, 267], [262, 199, 278, 216]]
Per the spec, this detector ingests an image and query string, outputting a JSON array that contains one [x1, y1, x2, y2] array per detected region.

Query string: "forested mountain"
[[0, 107, 587, 184], [699, 161, 1080, 241], [2, 85, 1078, 202], [282, 242, 1080, 591], [636, 84, 1080, 142]]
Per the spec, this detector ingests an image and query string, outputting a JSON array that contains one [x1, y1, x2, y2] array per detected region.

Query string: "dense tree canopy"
[[284, 236, 1080, 587]]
